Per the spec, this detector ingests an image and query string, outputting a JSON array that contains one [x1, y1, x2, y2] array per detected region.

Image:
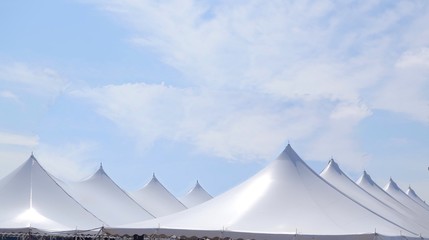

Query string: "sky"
[[1, 0, 429, 200]]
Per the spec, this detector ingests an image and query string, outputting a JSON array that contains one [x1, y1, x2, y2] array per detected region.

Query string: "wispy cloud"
[[0, 90, 19, 101], [0, 131, 39, 178], [34, 141, 99, 181], [79, 0, 429, 170], [0, 62, 69, 98], [0, 131, 39, 147]]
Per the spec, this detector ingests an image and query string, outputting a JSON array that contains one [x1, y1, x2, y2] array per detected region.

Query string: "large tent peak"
[[150, 173, 159, 183], [95, 163, 106, 175], [276, 143, 302, 163], [0, 154, 104, 231]]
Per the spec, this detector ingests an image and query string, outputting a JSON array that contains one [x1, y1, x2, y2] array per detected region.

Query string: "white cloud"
[[34, 141, 99, 181], [74, 84, 294, 160], [0, 131, 97, 182], [0, 131, 39, 147], [0, 90, 19, 101], [371, 48, 429, 123], [0, 62, 68, 98], [80, 0, 429, 169], [74, 82, 370, 169], [396, 48, 429, 68]]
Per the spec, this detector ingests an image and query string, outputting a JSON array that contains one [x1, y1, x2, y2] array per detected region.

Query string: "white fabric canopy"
[[129, 174, 187, 217], [384, 179, 429, 223], [407, 186, 429, 211], [59, 164, 154, 226], [0, 155, 103, 232], [357, 172, 429, 231], [180, 181, 213, 208], [108, 145, 417, 237], [320, 159, 428, 236]]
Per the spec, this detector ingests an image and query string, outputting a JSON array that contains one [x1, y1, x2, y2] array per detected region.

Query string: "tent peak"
[[357, 170, 376, 186], [149, 173, 159, 183], [95, 163, 106, 175], [323, 158, 343, 175], [407, 186, 417, 196], [385, 178, 401, 191], [277, 144, 302, 163]]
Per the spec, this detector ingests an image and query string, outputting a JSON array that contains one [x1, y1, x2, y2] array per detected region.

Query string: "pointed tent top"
[[320, 158, 344, 175], [149, 172, 159, 184], [94, 162, 106, 176], [357, 170, 376, 186], [195, 180, 201, 188], [323, 158, 343, 175], [29, 152, 37, 161], [407, 186, 417, 197], [27, 153, 39, 167], [277, 144, 302, 163], [385, 178, 401, 191], [180, 180, 213, 208]]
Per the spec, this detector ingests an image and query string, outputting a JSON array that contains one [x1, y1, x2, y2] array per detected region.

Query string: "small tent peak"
[[321, 158, 343, 176], [357, 170, 375, 186], [407, 186, 417, 196], [385, 178, 401, 191], [327, 158, 342, 174]]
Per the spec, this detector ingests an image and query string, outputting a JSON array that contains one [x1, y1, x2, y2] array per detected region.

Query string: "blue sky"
[[1, 0, 429, 200]]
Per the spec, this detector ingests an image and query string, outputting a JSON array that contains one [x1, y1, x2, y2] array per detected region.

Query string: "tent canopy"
[[180, 180, 213, 208], [0, 155, 103, 232], [109, 145, 417, 237], [59, 164, 154, 226], [320, 159, 428, 236], [129, 174, 187, 217]]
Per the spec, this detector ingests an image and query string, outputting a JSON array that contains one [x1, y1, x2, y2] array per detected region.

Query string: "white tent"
[[180, 180, 213, 208], [407, 186, 429, 211], [320, 159, 428, 236], [129, 174, 187, 217], [0, 155, 103, 233], [357, 172, 429, 232], [106, 145, 418, 238], [384, 179, 429, 223], [59, 164, 154, 226]]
